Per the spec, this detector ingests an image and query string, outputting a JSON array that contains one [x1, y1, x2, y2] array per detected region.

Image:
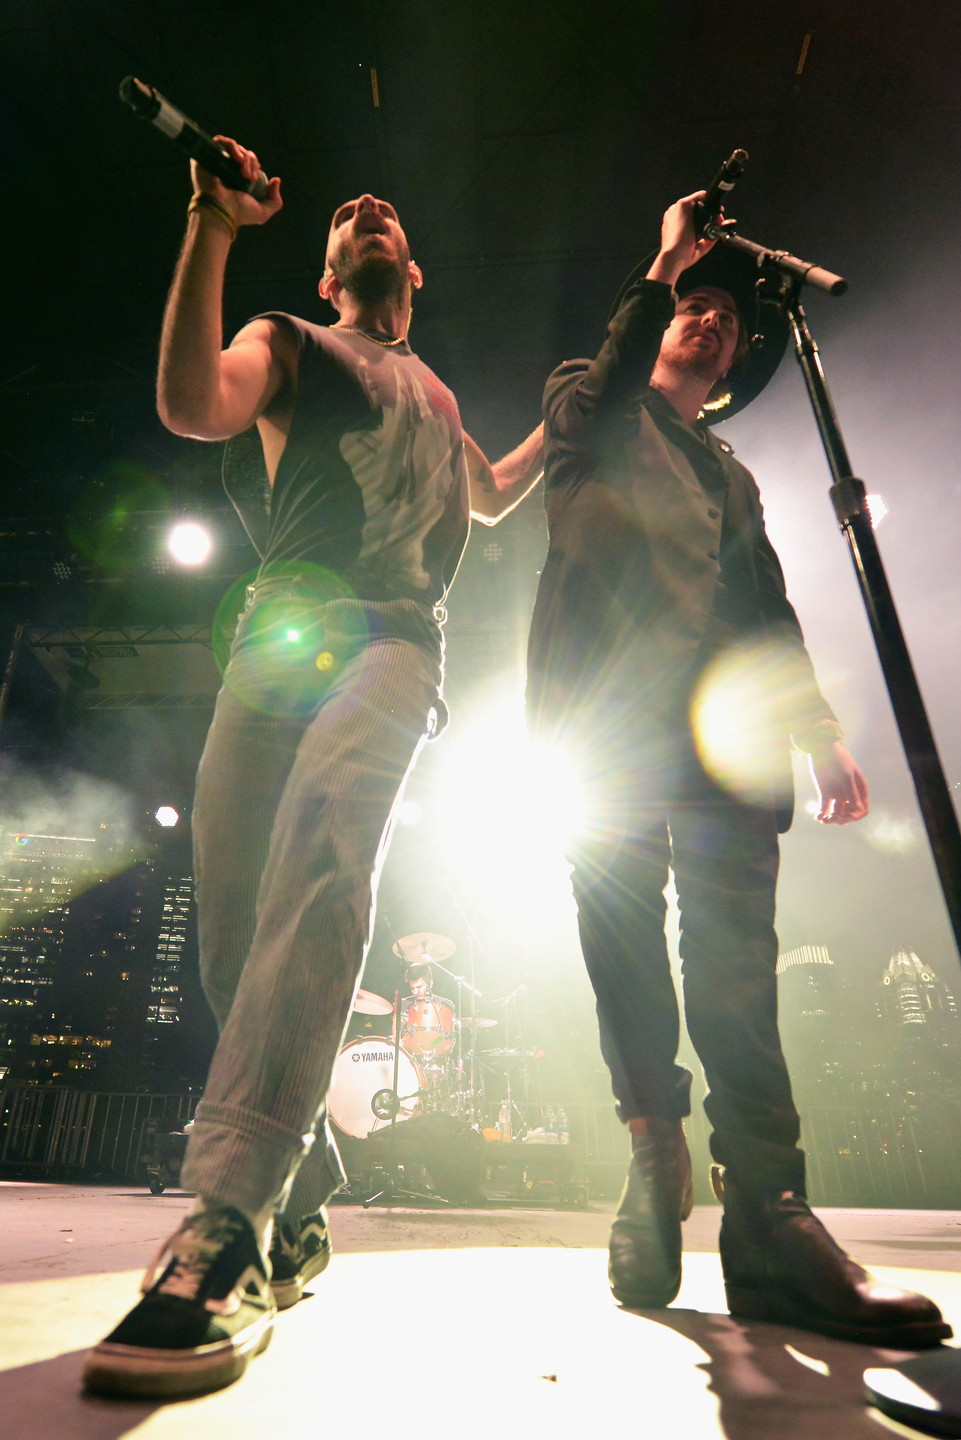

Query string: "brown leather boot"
[[608, 1119, 693, 1308], [719, 1177, 952, 1347]]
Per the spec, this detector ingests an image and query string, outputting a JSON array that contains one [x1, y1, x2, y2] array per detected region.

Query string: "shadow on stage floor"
[[4, 1187, 959, 1439]]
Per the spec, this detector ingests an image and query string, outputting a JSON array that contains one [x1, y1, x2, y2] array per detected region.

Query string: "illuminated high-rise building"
[[876, 946, 961, 1104], [877, 946, 959, 1033], [146, 876, 192, 1027], [776, 945, 855, 1102], [0, 829, 101, 1056]]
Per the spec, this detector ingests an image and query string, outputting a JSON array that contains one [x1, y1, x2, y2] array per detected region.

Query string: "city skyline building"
[[878, 945, 960, 1034], [0, 828, 103, 1060], [145, 876, 192, 1028], [875, 945, 961, 1106], [0, 809, 211, 1091], [776, 944, 856, 1103]]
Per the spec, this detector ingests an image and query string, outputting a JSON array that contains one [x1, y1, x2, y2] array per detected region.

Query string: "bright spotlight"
[[168, 521, 212, 566], [398, 800, 422, 826], [865, 493, 888, 528], [155, 806, 179, 828], [805, 800, 819, 816]]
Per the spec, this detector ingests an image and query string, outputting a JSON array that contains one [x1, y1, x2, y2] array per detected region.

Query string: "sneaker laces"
[[140, 1212, 252, 1316]]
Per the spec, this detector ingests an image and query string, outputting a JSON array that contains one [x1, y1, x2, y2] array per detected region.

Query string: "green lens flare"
[[211, 563, 367, 717]]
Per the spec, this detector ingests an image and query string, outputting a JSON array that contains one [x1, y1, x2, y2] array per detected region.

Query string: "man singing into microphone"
[[84, 140, 542, 1398], [526, 190, 949, 1345]]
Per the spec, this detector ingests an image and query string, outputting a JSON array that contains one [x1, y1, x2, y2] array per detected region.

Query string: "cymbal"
[[352, 988, 394, 1016], [392, 932, 456, 962], [459, 1016, 497, 1030]]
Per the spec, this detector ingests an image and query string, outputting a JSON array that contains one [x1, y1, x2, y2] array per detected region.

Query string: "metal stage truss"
[[25, 624, 221, 712]]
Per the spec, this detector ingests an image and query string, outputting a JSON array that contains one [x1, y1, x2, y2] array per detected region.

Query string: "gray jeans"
[[181, 586, 444, 1219]]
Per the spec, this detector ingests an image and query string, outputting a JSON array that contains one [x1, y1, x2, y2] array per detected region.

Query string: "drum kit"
[[328, 931, 532, 1142]]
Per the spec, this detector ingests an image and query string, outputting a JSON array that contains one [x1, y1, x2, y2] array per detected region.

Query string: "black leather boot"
[[608, 1120, 693, 1308], [719, 1177, 952, 1347]]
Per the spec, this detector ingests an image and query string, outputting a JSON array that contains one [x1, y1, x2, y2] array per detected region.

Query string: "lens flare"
[[434, 683, 585, 895], [211, 563, 364, 718], [691, 636, 812, 807], [169, 521, 212, 565]]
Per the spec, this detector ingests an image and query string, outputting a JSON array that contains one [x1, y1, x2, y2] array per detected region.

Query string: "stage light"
[[168, 521, 212, 565], [398, 800, 422, 826], [434, 683, 584, 891], [805, 800, 819, 815], [286, 629, 301, 642], [865, 493, 888, 528], [155, 806, 179, 828]]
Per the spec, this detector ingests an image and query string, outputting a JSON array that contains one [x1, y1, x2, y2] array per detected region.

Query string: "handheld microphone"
[[695, 149, 749, 236], [119, 76, 269, 201]]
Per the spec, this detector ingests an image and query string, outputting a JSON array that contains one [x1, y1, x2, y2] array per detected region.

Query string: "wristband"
[[188, 191, 238, 242]]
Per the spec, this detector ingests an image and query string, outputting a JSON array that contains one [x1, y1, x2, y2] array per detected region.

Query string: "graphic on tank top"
[[223, 315, 470, 607]]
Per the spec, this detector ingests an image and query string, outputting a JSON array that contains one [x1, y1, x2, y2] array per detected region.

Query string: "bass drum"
[[328, 1037, 427, 1139]]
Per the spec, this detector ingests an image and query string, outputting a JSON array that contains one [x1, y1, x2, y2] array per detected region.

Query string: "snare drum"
[[402, 997, 455, 1059], [328, 1037, 426, 1139]]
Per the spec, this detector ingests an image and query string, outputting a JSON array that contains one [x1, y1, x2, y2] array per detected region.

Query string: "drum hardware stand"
[[429, 954, 483, 1124], [443, 879, 485, 1114], [364, 915, 448, 1207], [702, 211, 961, 966], [489, 986, 533, 1136]]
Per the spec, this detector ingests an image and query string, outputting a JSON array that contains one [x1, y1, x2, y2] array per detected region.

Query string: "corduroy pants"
[[181, 587, 443, 1219]]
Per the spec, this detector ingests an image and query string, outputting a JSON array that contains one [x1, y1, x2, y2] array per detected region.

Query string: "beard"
[[660, 330, 728, 385], [330, 234, 409, 306]]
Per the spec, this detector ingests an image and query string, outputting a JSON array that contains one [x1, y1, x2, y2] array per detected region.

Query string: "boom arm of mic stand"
[[707, 224, 848, 297]]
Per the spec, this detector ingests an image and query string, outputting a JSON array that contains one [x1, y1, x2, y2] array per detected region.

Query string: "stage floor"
[[2, 1183, 960, 1439]]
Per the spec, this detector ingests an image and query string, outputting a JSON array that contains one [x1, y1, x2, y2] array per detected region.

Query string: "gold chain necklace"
[[335, 324, 406, 348]]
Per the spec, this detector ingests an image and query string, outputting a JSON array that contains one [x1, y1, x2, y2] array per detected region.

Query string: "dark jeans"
[[569, 750, 805, 1196]]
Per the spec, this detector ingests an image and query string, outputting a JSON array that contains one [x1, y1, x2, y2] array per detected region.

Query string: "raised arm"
[[157, 136, 290, 440], [466, 423, 544, 526], [548, 190, 716, 449]]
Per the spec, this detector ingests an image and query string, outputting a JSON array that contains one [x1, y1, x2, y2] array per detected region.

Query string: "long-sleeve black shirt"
[[526, 277, 839, 815]]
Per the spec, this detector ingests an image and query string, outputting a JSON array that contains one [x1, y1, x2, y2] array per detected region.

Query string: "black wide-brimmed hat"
[[610, 242, 790, 419]]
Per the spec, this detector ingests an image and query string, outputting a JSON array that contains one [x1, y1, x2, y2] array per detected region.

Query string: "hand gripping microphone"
[[694, 149, 749, 236], [119, 77, 269, 200]]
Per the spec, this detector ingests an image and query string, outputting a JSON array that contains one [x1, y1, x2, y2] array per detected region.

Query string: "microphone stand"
[[707, 219, 961, 964], [703, 209, 961, 1437]]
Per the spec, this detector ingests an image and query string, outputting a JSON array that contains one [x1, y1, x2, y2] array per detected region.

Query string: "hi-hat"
[[352, 988, 394, 1016], [392, 932, 456, 962], [459, 1016, 497, 1030]]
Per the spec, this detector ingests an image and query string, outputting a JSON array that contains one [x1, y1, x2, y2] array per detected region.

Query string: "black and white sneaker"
[[83, 1205, 276, 1399], [268, 1208, 332, 1310]]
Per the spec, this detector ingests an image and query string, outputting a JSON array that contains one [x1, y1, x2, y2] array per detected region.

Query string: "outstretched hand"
[[191, 135, 283, 227], [646, 191, 716, 289], [808, 741, 870, 825]]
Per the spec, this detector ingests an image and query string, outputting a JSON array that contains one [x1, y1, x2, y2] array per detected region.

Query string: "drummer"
[[401, 962, 454, 1024]]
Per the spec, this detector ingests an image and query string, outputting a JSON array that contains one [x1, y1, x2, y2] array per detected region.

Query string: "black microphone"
[[694, 149, 749, 236], [119, 77, 269, 200]]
